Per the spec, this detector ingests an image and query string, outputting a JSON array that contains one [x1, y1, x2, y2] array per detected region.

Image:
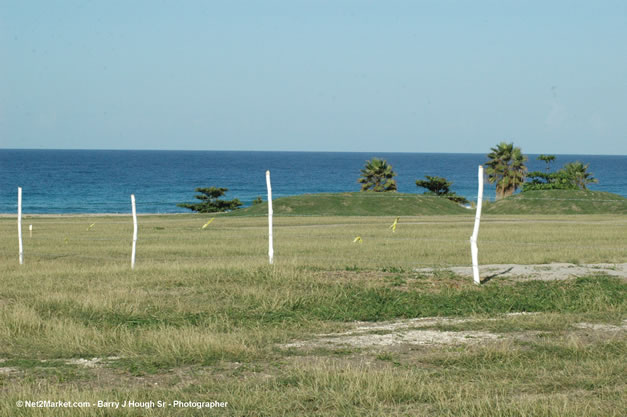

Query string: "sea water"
[[1, 149, 625, 213]]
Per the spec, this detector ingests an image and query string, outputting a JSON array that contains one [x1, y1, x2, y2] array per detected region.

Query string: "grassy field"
[[484, 190, 627, 215], [230, 190, 627, 217], [231, 192, 469, 216], [0, 212, 625, 416]]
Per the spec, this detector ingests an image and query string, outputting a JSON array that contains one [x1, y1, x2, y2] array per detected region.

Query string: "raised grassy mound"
[[484, 190, 627, 215], [228, 192, 469, 216]]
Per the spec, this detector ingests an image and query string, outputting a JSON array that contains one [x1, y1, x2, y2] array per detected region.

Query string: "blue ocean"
[[1, 150, 626, 214]]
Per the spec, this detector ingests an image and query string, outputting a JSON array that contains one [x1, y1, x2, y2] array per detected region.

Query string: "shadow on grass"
[[480, 267, 514, 284]]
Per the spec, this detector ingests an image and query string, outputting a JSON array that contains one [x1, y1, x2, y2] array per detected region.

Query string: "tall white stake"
[[131, 194, 138, 269], [470, 166, 484, 284], [266, 170, 274, 264], [18, 187, 23, 265]]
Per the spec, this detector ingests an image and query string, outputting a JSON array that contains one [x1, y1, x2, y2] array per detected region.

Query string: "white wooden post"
[[470, 166, 484, 284], [29, 225, 33, 238], [266, 170, 274, 264], [131, 194, 138, 269], [18, 187, 23, 265]]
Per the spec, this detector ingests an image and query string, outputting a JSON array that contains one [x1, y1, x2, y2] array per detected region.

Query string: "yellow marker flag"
[[201, 218, 215, 229], [389, 217, 399, 232], [86, 223, 96, 231], [352, 236, 363, 244]]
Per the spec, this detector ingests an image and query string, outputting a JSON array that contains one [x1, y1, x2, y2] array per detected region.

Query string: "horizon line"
[[1, 148, 625, 157]]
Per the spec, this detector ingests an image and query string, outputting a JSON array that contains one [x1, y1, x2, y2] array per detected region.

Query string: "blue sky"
[[1, 1, 626, 154]]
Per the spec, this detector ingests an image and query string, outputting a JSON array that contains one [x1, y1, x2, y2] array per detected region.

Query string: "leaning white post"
[[266, 170, 274, 265], [131, 194, 138, 269], [18, 187, 23, 265], [470, 166, 484, 284]]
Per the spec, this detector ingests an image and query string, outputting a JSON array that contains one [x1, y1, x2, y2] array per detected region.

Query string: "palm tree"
[[358, 158, 398, 192], [562, 161, 598, 190], [485, 142, 528, 199]]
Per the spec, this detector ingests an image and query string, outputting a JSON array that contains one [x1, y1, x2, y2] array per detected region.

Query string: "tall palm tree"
[[485, 142, 528, 199], [563, 161, 598, 190], [358, 158, 398, 192]]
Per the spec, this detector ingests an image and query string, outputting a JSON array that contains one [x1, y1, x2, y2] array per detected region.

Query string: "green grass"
[[227, 190, 627, 217], [228, 192, 469, 216], [485, 189, 627, 215], [0, 213, 625, 416]]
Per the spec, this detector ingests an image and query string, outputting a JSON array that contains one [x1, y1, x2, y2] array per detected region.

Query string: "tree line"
[[485, 142, 597, 199], [178, 143, 598, 212], [358, 143, 597, 201]]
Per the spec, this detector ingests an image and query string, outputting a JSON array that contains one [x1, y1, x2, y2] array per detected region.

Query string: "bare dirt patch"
[[285, 329, 500, 349], [416, 263, 627, 281], [65, 356, 120, 368], [0, 367, 19, 375], [281, 314, 626, 351], [282, 315, 517, 350], [573, 321, 627, 332]]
